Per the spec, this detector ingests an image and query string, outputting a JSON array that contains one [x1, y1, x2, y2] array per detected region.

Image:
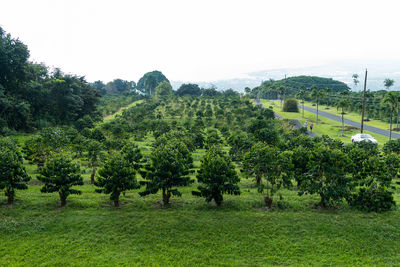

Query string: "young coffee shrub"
[[38, 153, 83, 206], [140, 140, 194, 205], [0, 139, 30, 204], [95, 152, 139, 207], [193, 146, 240, 206]]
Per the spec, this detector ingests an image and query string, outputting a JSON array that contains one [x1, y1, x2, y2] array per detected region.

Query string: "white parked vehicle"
[[351, 133, 378, 144]]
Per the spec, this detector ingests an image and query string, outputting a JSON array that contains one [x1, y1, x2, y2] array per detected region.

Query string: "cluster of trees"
[[2, 95, 399, 213], [0, 27, 101, 133], [251, 76, 350, 100], [91, 79, 137, 96]]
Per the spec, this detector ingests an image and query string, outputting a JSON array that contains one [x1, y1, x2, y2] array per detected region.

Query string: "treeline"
[[251, 76, 350, 99], [0, 27, 102, 134], [2, 95, 399, 212]]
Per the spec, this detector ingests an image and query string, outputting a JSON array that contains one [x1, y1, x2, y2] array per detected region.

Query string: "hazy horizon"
[[1, 0, 400, 87]]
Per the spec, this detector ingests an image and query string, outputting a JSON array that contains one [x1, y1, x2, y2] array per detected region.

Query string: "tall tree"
[[295, 89, 308, 118], [86, 140, 104, 184], [278, 86, 285, 107], [137, 71, 169, 95], [352, 74, 359, 91], [396, 92, 400, 129], [364, 90, 373, 121], [325, 87, 332, 107], [154, 81, 173, 97], [384, 78, 395, 91], [144, 75, 158, 96], [383, 91, 398, 141], [311, 88, 325, 124], [336, 99, 351, 137], [177, 83, 201, 96]]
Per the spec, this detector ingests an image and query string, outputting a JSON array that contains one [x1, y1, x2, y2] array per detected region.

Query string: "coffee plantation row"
[[2, 95, 400, 212]]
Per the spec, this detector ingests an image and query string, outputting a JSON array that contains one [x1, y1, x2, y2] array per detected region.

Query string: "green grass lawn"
[[2, 180, 400, 266], [102, 99, 144, 123], [262, 100, 390, 147], [301, 100, 396, 131]]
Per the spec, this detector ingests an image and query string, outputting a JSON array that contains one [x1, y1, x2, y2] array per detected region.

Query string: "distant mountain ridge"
[[171, 60, 400, 92]]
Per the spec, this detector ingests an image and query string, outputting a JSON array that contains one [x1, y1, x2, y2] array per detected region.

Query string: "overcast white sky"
[[1, 0, 400, 83]]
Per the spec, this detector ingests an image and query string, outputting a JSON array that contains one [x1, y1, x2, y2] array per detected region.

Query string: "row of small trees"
[[2, 133, 399, 212], [0, 137, 240, 207]]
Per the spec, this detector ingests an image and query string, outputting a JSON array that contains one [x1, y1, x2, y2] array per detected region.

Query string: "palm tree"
[[383, 91, 398, 141], [278, 86, 285, 107], [352, 74, 359, 91], [144, 75, 158, 96], [325, 87, 332, 108], [336, 99, 351, 137], [396, 92, 400, 130], [364, 90, 373, 121], [384, 78, 394, 91], [296, 90, 308, 118], [311, 88, 325, 124], [340, 90, 349, 100]]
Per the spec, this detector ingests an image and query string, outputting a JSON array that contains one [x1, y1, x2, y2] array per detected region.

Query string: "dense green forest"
[[0, 27, 102, 133], [252, 75, 350, 98]]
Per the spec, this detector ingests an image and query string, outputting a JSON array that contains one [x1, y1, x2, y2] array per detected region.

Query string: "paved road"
[[268, 100, 400, 139]]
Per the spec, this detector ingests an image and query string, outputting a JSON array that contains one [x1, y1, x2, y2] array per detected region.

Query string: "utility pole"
[[360, 69, 368, 133]]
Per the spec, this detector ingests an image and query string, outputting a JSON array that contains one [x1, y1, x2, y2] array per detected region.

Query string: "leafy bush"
[[383, 139, 400, 154], [193, 146, 240, 206], [348, 185, 395, 212], [298, 145, 352, 207], [38, 154, 83, 206], [140, 140, 194, 205], [283, 98, 299, 112], [205, 130, 222, 149], [95, 152, 139, 207], [0, 141, 30, 204], [348, 154, 398, 212]]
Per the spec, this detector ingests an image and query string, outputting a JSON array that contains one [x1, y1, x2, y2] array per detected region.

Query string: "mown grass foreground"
[[1, 183, 400, 266]]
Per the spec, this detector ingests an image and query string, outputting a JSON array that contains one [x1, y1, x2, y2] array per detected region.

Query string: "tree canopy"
[[0, 26, 101, 133], [177, 83, 202, 96], [137, 71, 169, 95]]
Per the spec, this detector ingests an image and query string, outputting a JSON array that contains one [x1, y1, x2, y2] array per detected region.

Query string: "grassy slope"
[[262, 100, 389, 146], [102, 99, 144, 123], [301, 100, 396, 131], [2, 184, 400, 266], [2, 98, 400, 265]]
